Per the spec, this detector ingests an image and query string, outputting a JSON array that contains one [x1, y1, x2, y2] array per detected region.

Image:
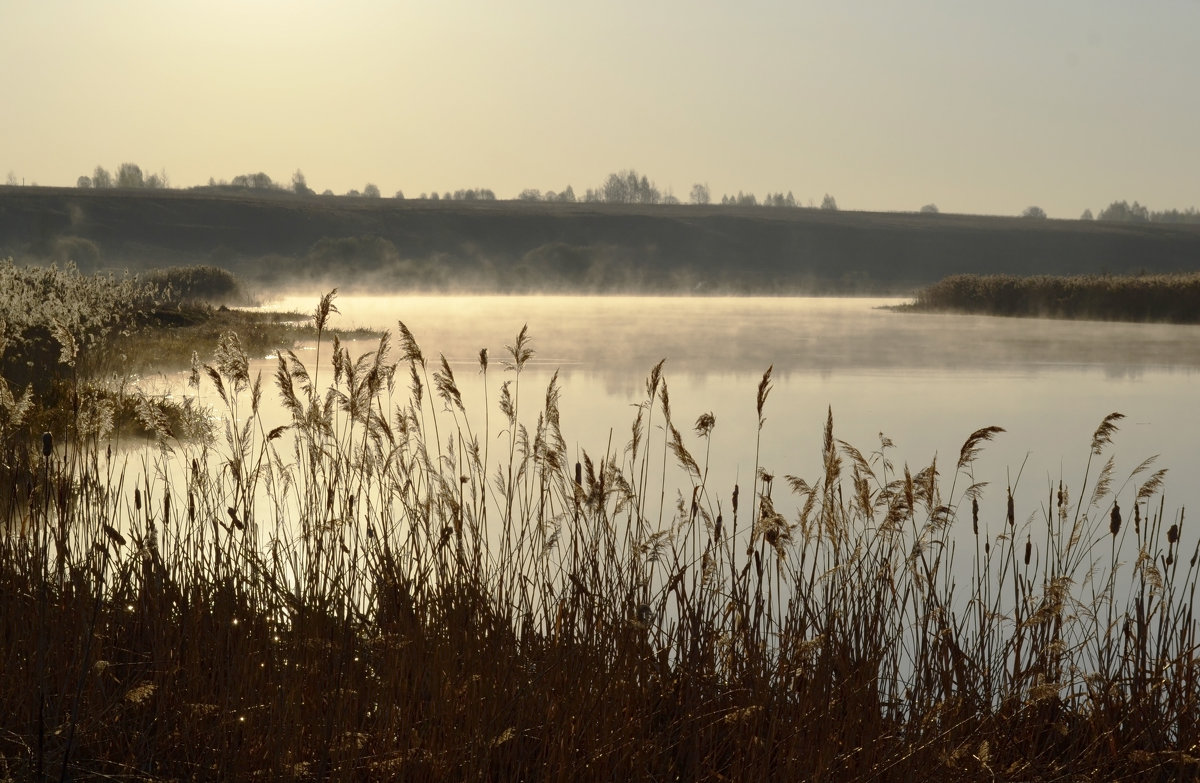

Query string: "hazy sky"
[[2, 0, 1198, 218]]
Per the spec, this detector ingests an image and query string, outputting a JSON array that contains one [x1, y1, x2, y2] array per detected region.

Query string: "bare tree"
[[690, 183, 710, 205]]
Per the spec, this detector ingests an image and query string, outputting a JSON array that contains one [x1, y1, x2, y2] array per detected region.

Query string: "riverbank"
[[903, 272, 1200, 323]]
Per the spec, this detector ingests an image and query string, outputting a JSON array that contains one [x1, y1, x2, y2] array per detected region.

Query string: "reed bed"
[[908, 272, 1200, 323], [1, 291, 1198, 781]]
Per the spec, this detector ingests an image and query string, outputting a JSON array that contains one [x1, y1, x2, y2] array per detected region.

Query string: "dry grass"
[[907, 272, 1200, 323], [2, 292, 1199, 781]]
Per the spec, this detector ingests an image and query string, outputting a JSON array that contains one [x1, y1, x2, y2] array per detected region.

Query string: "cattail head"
[[1168, 524, 1180, 545], [1110, 502, 1121, 537], [1006, 488, 1015, 527], [732, 485, 739, 515], [1024, 535, 1031, 566], [41, 431, 52, 457], [1134, 501, 1141, 535], [972, 496, 979, 536], [134, 487, 142, 511], [479, 347, 488, 372]]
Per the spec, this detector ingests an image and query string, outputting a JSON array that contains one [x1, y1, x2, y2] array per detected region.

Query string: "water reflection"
[[164, 295, 1199, 552]]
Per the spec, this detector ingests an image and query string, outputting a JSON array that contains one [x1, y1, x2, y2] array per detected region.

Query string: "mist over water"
[[220, 294, 1200, 541]]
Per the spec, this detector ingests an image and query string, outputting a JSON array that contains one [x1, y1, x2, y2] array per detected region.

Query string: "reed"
[[1, 291, 1198, 781], [907, 271, 1200, 323]]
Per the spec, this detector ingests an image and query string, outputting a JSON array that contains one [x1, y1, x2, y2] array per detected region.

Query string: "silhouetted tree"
[[292, 170, 314, 196], [1021, 206, 1047, 219], [600, 169, 660, 204], [1150, 207, 1200, 224], [363, 183, 381, 198], [519, 189, 542, 201], [690, 183, 710, 205], [76, 176, 92, 188], [1098, 200, 1149, 222], [92, 166, 112, 188], [821, 194, 838, 211], [920, 203, 939, 214], [1080, 208, 1094, 220], [393, 189, 405, 199], [231, 172, 276, 190], [116, 163, 144, 188]]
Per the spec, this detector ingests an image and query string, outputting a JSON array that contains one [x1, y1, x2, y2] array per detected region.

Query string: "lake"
[[170, 293, 1199, 546]]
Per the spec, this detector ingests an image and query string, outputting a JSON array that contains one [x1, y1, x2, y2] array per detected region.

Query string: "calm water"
[[191, 294, 1199, 538]]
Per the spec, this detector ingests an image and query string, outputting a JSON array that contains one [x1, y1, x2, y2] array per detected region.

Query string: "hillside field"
[[3, 186, 1200, 294]]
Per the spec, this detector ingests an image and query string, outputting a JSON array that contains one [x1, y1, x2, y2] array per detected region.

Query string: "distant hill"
[[3, 186, 1200, 294]]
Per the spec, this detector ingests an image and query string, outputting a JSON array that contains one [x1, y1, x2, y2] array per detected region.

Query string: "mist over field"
[[4, 187, 1200, 297]]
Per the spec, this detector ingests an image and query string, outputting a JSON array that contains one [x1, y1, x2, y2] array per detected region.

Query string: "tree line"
[[1079, 201, 1200, 225], [63, 163, 1200, 223]]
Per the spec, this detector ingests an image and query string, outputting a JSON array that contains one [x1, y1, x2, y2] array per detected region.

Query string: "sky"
[[2, 0, 1198, 218]]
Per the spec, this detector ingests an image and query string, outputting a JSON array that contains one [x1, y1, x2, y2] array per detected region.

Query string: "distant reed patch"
[[907, 272, 1200, 323]]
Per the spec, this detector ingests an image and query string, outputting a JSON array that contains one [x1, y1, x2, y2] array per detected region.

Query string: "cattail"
[[715, 513, 723, 541], [1168, 524, 1179, 545], [1024, 535, 1031, 566], [163, 494, 170, 525], [575, 461, 582, 487], [1110, 502, 1121, 537], [102, 524, 126, 548], [42, 431, 52, 457], [972, 496, 979, 536], [1006, 488, 1014, 527], [479, 347, 488, 372], [732, 485, 739, 515], [134, 487, 142, 512], [1134, 501, 1141, 535]]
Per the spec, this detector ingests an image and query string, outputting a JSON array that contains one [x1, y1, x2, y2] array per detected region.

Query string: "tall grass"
[[908, 272, 1200, 323], [2, 292, 1198, 781]]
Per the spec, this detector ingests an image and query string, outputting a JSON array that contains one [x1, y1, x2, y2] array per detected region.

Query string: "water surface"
[[214, 295, 1199, 537]]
